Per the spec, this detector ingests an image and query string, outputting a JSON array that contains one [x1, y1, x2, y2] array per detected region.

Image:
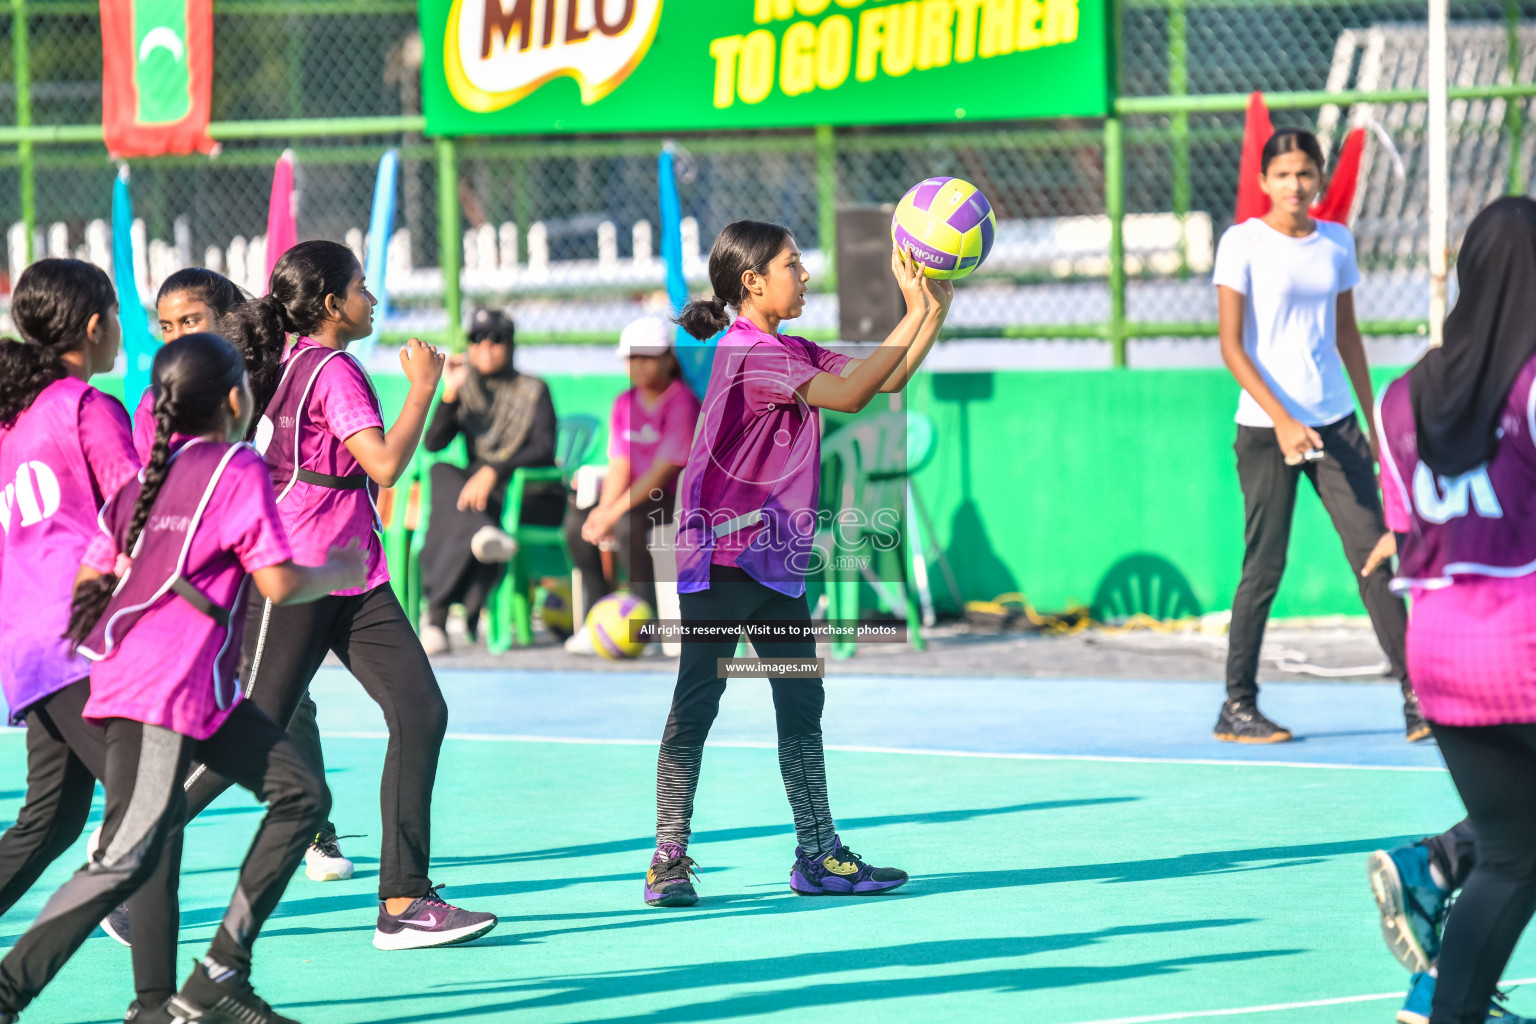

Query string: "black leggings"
[[1226, 415, 1410, 701], [183, 583, 447, 899], [657, 565, 834, 854], [1429, 722, 1536, 1024], [0, 680, 179, 1008], [0, 701, 325, 1016]]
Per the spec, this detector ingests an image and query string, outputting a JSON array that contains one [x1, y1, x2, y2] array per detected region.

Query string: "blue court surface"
[[4, 669, 1531, 1024]]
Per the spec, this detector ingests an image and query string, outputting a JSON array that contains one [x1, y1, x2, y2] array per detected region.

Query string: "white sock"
[[1429, 862, 1450, 892]]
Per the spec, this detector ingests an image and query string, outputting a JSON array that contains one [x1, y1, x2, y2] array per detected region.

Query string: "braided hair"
[[0, 259, 116, 427], [676, 220, 791, 340], [66, 333, 246, 644]]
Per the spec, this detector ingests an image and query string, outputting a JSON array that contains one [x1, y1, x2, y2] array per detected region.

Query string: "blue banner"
[[113, 166, 158, 420]]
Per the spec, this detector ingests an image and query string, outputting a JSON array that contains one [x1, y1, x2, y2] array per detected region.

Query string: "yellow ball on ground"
[[587, 592, 655, 660]]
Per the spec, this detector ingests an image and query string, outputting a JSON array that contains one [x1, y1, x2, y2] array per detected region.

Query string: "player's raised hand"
[[891, 244, 928, 314], [399, 337, 445, 390], [921, 273, 955, 316]]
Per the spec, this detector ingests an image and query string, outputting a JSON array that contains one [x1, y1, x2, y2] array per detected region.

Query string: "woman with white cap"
[[419, 308, 563, 654], [563, 315, 701, 653]]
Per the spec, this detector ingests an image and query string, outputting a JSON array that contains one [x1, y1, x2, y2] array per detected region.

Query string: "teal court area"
[[8, 670, 1534, 1024]]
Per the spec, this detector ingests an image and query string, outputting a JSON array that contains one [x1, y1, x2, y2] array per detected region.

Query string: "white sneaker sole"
[[1367, 850, 1433, 974], [371, 916, 499, 950], [306, 860, 354, 882]]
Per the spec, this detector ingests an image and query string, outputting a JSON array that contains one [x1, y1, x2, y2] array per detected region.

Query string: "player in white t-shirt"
[[1212, 127, 1419, 745]]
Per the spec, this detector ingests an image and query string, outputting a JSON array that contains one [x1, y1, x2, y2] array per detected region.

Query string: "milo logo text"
[[445, 0, 664, 112]]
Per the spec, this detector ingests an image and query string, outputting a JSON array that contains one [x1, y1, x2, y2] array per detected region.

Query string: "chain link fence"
[[1, 0, 1532, 350]]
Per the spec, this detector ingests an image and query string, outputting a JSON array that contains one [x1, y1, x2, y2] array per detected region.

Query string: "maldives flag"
[[100, 0, 215, 158]]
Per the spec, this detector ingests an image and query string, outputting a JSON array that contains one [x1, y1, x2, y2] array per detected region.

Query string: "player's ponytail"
[[677, 219, 792, 340], [0, 259, 116, 427], [677, 295, 730, 341], [66, 333, 246, 645], [219, 293, 288, 425]]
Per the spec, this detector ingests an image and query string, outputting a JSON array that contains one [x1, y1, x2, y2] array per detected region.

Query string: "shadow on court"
[[426, 798, 1140, 869], [290, 922, 1292, 1022]]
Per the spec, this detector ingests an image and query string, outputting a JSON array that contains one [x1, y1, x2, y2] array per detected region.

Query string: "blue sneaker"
[[1370, 844, 1449, 973], [1397, 972, 1536, 1023]]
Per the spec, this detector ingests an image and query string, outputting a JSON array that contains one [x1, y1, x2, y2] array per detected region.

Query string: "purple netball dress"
[[673, 319, 849, 598], [1377, 356, 1536, 725], [0, 377, 139, 722]]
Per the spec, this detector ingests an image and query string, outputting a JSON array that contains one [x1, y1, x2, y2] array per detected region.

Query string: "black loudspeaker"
[[836, 205, 903, 342]]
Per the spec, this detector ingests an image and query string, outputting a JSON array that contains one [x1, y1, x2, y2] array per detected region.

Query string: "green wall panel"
[[97, 363, 1406, 619]]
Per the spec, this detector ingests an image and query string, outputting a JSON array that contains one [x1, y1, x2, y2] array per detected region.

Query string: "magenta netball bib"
[[1378, 355, 1536, 590], [79, 439, 253, 712]]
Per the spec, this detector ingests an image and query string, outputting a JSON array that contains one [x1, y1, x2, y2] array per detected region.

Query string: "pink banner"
[[263, 150, 297, 292]]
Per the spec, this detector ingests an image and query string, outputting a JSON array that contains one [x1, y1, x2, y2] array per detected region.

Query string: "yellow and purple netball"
[[587, 592, 655, 660], [891, 176, 997, 280], [540, 579, 575, 641]]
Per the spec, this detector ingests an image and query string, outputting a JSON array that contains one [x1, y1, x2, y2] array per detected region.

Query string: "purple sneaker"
[[790, 835, 908, 895], [644, 842, 700, 907], [371, 885, 498, 949]]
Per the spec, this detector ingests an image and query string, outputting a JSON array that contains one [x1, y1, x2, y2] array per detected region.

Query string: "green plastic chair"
[[482, 414, 601, 653], [815, 410, 939, 659], [396, 433, 469, 626]]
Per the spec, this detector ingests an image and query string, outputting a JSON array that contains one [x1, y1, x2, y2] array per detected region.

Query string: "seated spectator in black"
[[419, 309, 564, 654], [563, 316, 701, 654]]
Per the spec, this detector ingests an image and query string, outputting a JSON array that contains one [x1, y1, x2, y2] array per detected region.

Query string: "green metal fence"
[[2, 0, 1533, 363]]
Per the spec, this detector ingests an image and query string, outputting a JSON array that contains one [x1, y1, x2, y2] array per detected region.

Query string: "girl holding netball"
[[643, 220, 950, 907], [1372, 196, 1536, 1024], [182, 241, 497, 949], [0, 332, 362, 1024]]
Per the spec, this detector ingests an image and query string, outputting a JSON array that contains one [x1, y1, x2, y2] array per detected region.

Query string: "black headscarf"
[[1409, 196, 1536, 477]]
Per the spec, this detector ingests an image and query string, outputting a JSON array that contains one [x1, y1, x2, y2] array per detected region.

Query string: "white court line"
[[1059, 977, 1536, 1024], [324, 731, 1445, 772]]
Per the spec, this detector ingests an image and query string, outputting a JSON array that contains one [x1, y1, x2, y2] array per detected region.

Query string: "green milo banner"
[[420, 0, 1111, 135]]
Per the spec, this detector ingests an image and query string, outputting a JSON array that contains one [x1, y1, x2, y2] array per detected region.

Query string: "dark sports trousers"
[[182, 583, 447, 900], [1226, 414, 1410, 701], [1428, 723, 1536, 1024], [284, 692, 333, 835], [0, 701, 325, 1016], [564, 494, 672, 617], [658, 565, 834, 852], [0, 679, 179, 1008]]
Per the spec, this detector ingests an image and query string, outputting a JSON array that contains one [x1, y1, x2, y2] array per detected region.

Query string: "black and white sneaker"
[[302, 831, 355, 882], [1213, 699, 1293, 743], [372, 885, 498, 950], [101, 901, 132, 946], [163, 959, 300, 1023]]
